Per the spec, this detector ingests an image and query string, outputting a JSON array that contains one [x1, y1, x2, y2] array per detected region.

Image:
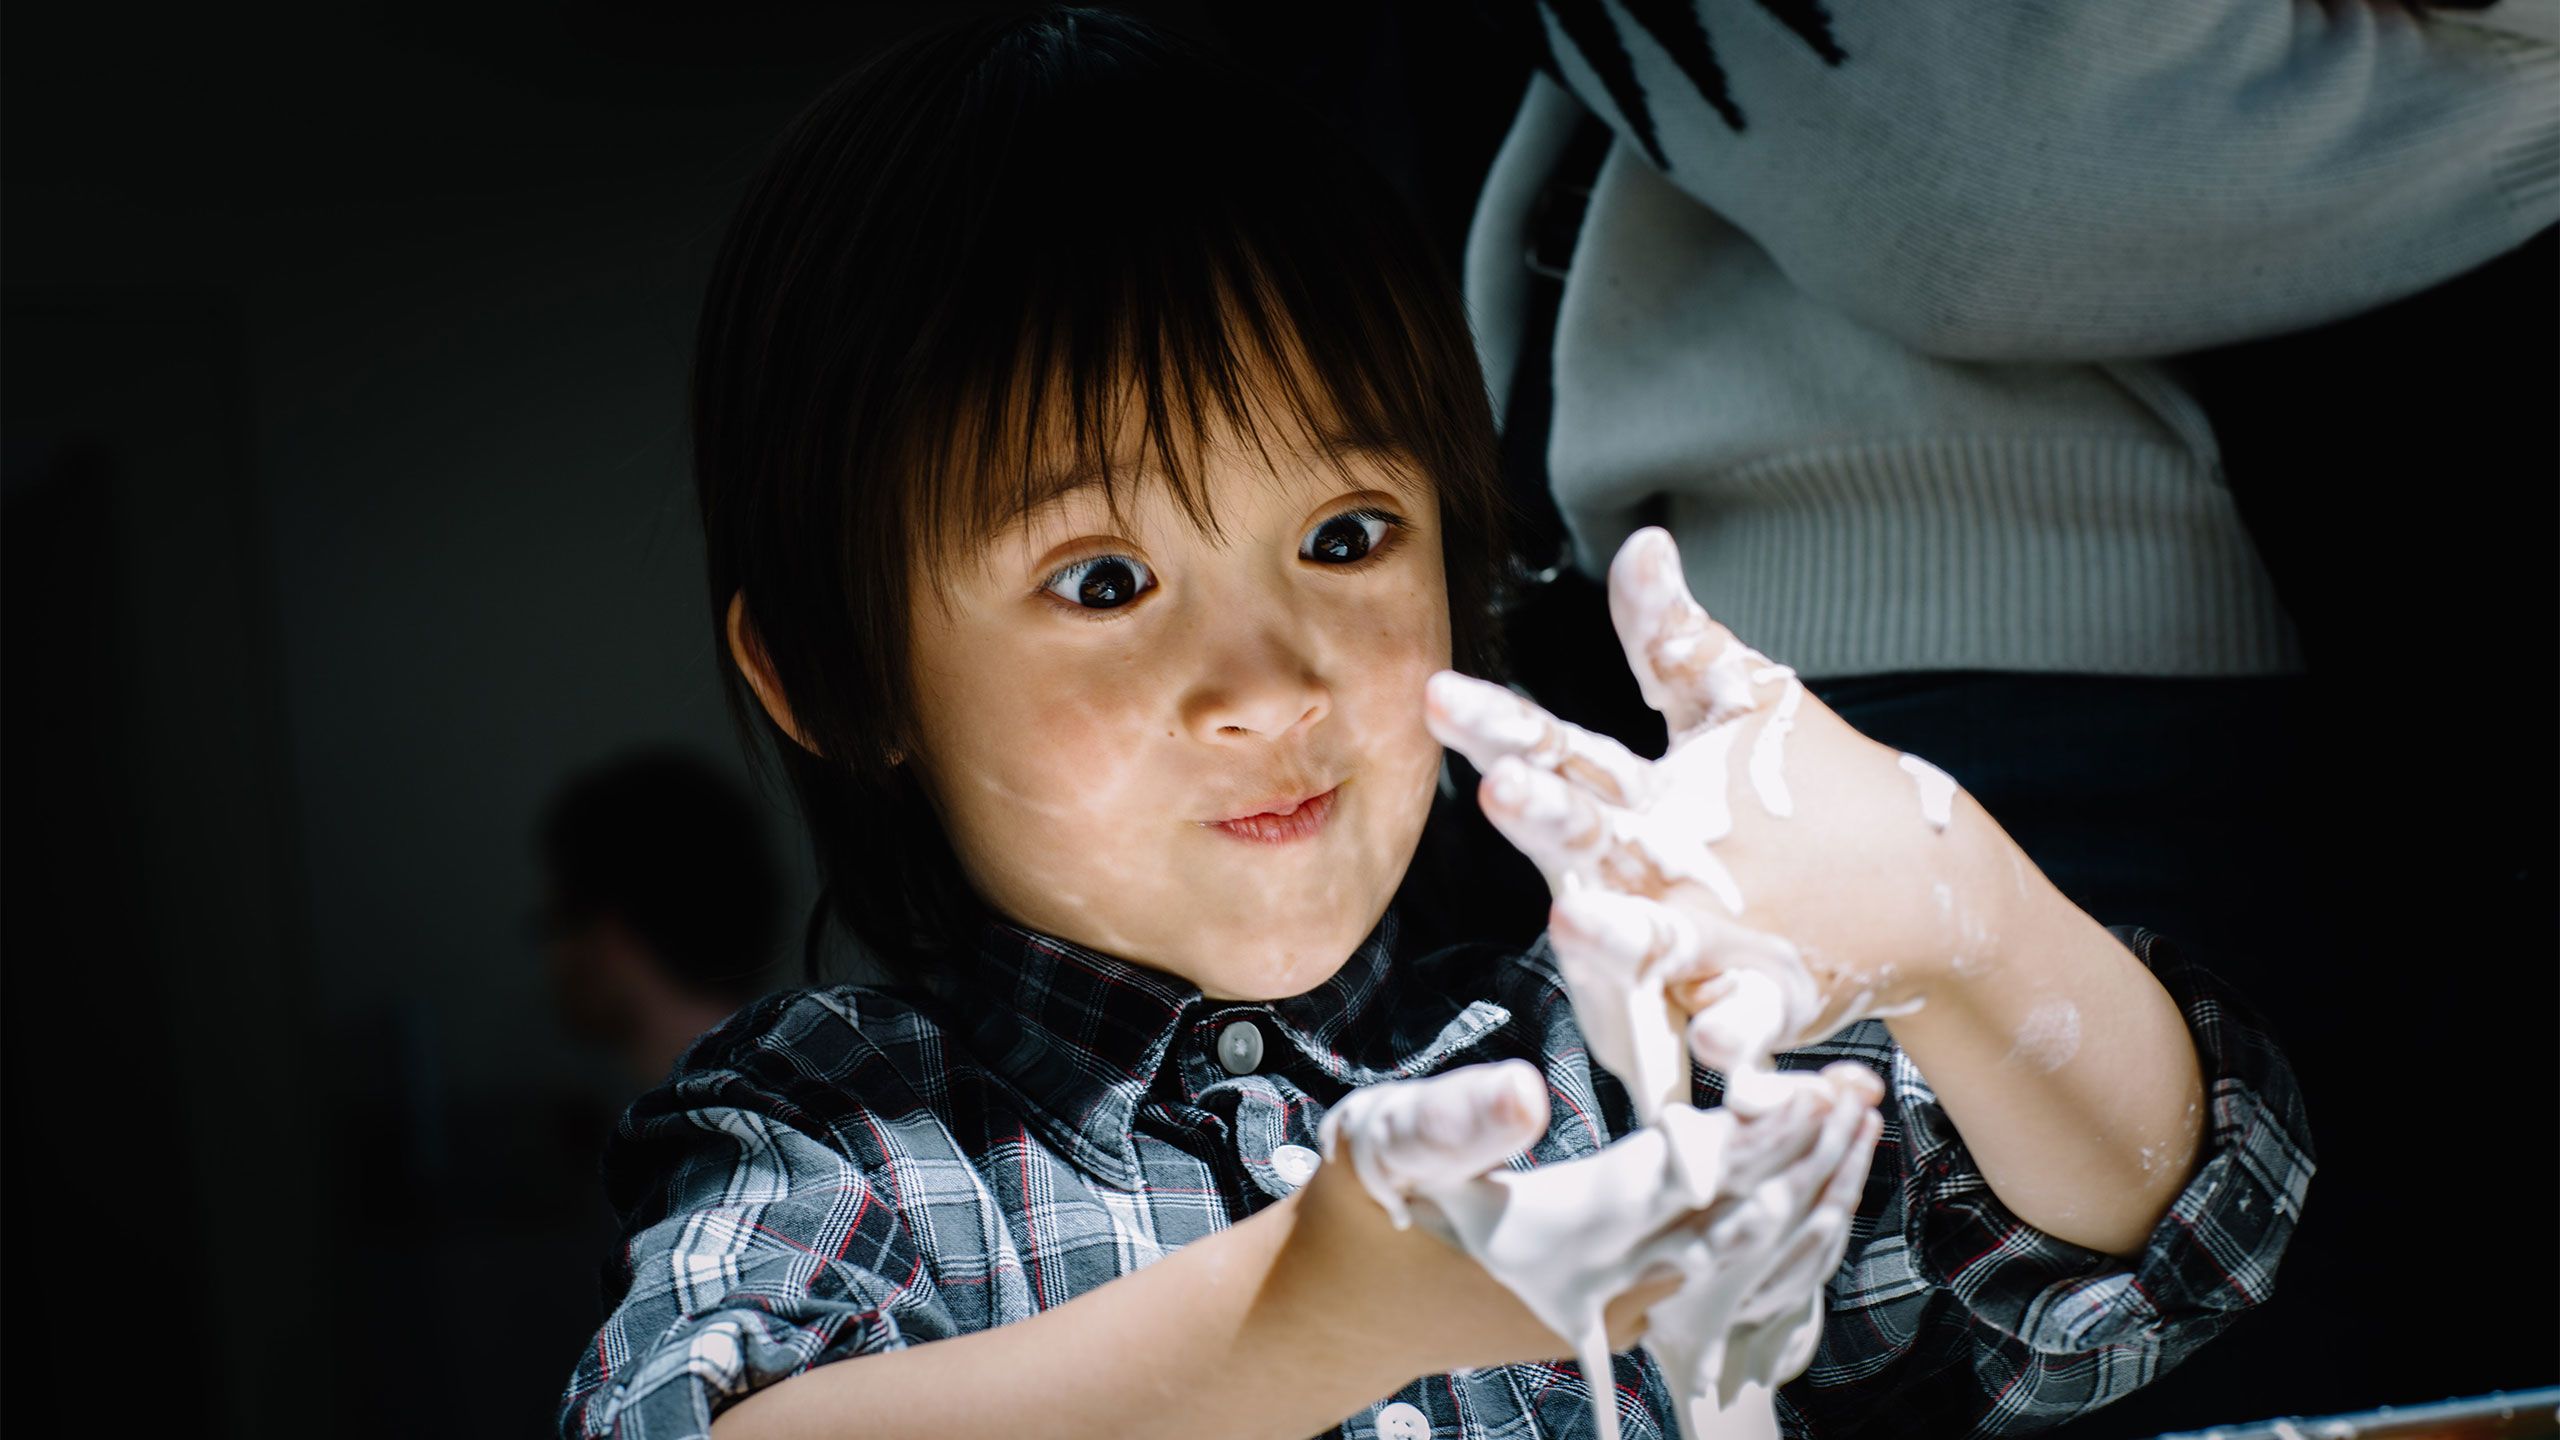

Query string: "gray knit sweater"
[[1466, 2, 2560, 679]]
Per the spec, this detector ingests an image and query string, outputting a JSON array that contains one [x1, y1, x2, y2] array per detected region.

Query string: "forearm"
[[1885, 827, 2205, 1257], [711, 1192, 1398, 1440]]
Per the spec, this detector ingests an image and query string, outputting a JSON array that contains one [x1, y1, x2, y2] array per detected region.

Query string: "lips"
[[1206, 783, 1340, 844], [1214, 785, 1335, 823]]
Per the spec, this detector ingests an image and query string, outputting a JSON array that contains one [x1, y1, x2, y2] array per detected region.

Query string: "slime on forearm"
[[1896, 753, 1957, 831], [1744, 666, 1804, 819], [1414, 528, 2022, 1436]]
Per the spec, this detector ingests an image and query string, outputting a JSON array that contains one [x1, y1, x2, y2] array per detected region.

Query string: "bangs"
[[909, 256, 1442, 597], [692, 5, 1518, 980], [860, 10, 1487, 604]]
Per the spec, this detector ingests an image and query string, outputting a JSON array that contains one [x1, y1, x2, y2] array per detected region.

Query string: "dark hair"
[[536, 746, 782, 1002], [693, 5, 1521, 986]]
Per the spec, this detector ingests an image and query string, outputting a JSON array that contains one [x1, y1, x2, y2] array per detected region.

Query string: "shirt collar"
[[944, 906, 1509, 1189]]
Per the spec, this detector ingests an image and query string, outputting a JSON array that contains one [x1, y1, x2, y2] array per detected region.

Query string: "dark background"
[[4, 4, 2551, 1438], [0, 5, 1521, 1436]]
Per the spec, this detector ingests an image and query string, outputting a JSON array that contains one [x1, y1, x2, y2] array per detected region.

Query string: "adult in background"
[[1464, 2, 2557, 1434], [534, 746, 785, 1088]]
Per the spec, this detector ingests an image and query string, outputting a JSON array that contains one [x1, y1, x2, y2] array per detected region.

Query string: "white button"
[[1215, 1019, 1265, 1075], [1376, 1400, 1430, 1439], [1269, 1143, 1321, 1188]]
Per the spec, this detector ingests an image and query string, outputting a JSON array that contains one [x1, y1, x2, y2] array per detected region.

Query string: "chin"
[[1194, 910, 1377, 1001]]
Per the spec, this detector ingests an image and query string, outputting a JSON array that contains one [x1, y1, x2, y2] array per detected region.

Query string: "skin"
[[1428, 527, 2209, 1258], [738, 415, 1451, 1002], [717, 418, 1707, 1439], [711, 434, 2190, 1440]]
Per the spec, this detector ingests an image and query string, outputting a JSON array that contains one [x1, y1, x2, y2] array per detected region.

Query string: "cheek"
[[1355, 557, 1454, 717], [922, 635, 1166, 847]]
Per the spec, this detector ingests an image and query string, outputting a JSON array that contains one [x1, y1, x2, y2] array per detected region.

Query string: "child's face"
[[905, 424, 1451, 1001]]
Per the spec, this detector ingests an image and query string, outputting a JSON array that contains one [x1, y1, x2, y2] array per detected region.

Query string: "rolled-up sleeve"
[[1884, 926, 2316, 1429], [557, 1069, 953, 1440]]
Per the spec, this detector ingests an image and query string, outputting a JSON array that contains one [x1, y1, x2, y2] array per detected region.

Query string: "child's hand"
[[1653, 1062, 1882, 1407], [1286, 1062, 1682, 1377], [1292, 1059, 1883, 1388], [1426, 527, 2027, 1074]]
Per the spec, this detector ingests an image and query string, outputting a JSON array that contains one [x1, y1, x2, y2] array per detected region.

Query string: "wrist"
[[1249, 1185, 1433, 1405]]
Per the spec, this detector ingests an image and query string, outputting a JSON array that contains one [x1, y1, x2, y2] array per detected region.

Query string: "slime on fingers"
[[1320, 1064, 1881, 1440], [1407, 528, 1917, 1435]]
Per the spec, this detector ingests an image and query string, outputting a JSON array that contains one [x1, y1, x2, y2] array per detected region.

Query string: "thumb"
[[1318, 1059, 1549, 1227], [1606, 527, 1775, 736], [1685, 970, 1791, 1092]]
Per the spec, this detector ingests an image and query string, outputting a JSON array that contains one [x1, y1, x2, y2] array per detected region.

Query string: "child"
[[558, 8, 2312, 1438]]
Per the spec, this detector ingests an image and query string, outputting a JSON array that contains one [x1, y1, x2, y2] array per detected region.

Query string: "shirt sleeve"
[[1514, 0, 2560, 358], [1839, 926, 2316, 1434], [556, 1057, 954, 1440]]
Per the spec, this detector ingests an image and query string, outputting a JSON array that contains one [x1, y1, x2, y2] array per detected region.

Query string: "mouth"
[[1204, 783, 1341, 844]]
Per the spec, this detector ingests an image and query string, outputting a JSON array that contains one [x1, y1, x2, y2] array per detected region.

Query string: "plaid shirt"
[[558, 910, 2312, 1439]]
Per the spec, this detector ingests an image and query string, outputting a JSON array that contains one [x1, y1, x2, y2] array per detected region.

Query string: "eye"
[[1040, 553, 1155, 614], [1302, 506, 1406, 565]]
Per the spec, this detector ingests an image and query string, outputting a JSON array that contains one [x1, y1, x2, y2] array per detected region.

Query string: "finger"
[[1725, 1295, 1825, 1396], [1665, 971, 1738, 1017], [1604, 1264, 1689, 1351], [1672, 922, 1828, 1083], [1686, 970, 1791, 1079], [1774, 1083, 1871, 1208], [1816, 1059, 1887, 1114], [1767, 1293, 1827, 1387], [1316, 1059, 1550, 1227], [1550, 888, 1707, 984], [1707, 1098, 1853, 1272], [1479, 756, 1621, 891], [1738, 1109, 1877, 1317], [1818, 1109, 1884, 1215], [1735, 1207, 1848, 1322], [1549, 891, 1715, 1122], [1425, 671, 1658, 808], [1606, 527, 1764, 736], [1643, 905, 1811, 1011], [1712, 1077, 1833, 1194], [1740, 1096, 1884, 1291]]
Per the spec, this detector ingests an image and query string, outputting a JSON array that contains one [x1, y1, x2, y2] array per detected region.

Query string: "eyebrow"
[[994, 430, 1412, 537]]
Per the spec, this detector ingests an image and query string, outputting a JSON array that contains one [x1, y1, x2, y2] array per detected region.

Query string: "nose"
[[1179, 613, 1331, 745]]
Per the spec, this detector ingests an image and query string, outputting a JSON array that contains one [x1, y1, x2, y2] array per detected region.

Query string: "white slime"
[[1321, 1067, 1863, 1440], [2004, 1000, 2081, 1073], [1550, 890, 1827, 1121], [1746, 674, 1804, 819], [1896, 754, 1957, 831], [1398, 530, 1908, 1437]]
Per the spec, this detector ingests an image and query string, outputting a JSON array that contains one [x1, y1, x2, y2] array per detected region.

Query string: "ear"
[[725, 591, 820, 755]]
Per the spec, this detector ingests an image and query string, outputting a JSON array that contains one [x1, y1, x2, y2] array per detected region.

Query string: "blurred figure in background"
[[534, 746, 784, 1088]]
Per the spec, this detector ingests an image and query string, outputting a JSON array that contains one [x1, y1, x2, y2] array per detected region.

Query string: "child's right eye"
[[1040, 554, 1155, 616]]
